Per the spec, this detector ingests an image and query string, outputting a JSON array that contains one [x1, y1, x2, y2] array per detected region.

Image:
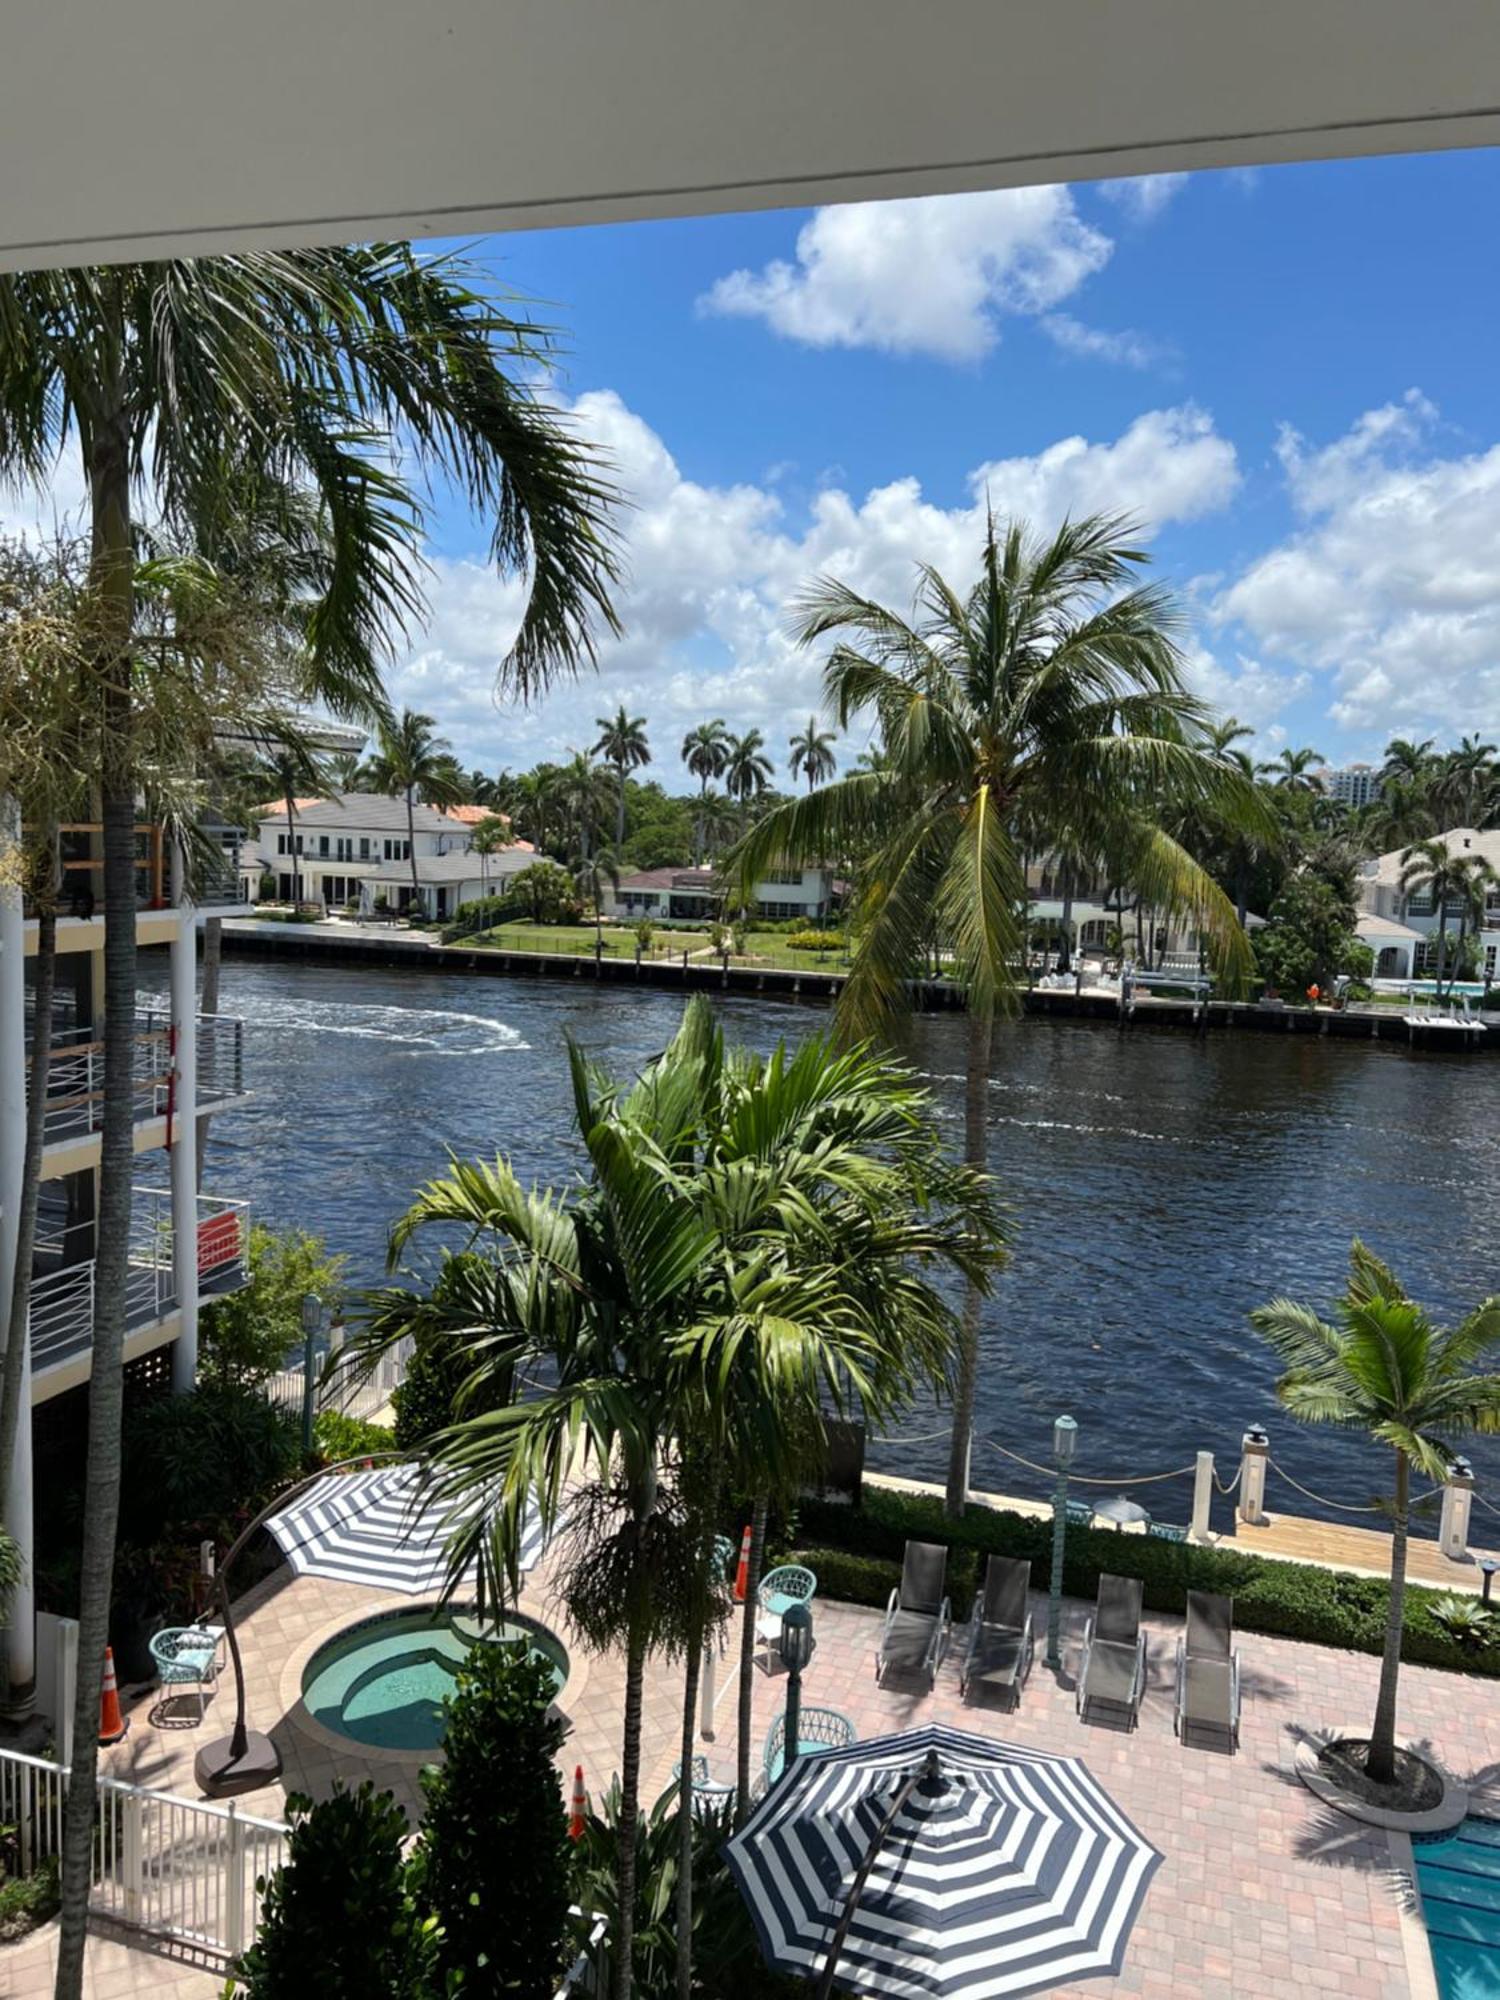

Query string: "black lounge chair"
[[1174, 1590, 1241, 1748], [875, 1541, 951, 1688], [959, 1556, 1034, 1707], [1076, 1573, 1147, 1727]]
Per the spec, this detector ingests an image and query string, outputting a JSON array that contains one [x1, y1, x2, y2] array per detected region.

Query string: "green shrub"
[[784, 928, 844, 952], [313, 1410, 394, 1464], [119, 1382, 299, 1548], [392, 1332, 510, 1452], [0, 1856, 59, 1943], [200, 1225, 347, 1389], [235, 1785, 436, 1997], [414, 1644, 571, 1997], [792, 1485, 1500, 1677], [443, 890, 522, 941]]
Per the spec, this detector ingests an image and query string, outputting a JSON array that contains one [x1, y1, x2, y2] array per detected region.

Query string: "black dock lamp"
[[779, 1601, 815, 1774]]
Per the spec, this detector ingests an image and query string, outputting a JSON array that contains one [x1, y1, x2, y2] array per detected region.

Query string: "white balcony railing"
[[36, 1012, 245, 1144]]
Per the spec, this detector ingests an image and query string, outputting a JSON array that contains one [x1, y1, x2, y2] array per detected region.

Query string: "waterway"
[[157, 956, 1500, 1525]]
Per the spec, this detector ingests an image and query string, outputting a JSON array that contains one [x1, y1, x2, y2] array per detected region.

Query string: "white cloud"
[[1041, 313, 1162, 370], [699, 188, 1111, 364], [1180, 642, 1309, 732], [1096, 173, 1190, 222], [1217, 393, 1500, 739], [388, 393, 1239, 775]]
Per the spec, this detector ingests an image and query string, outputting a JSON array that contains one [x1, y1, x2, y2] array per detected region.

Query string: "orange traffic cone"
[[98, 1646, 128, 1746], [733, 1524, 752, 1603], [568, 1763, 587, 1841]]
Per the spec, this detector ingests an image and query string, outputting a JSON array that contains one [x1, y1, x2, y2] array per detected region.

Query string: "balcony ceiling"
[[3, 3, 1500, 272]]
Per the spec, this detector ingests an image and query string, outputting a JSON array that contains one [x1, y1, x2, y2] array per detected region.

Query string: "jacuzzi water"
[[301, 1606, 568, 1751], [1415, 1815, 1500, 1998]]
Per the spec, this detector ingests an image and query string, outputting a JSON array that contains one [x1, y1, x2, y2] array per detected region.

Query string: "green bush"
[[200, 1225, 347, 1389], [235, 1785, 437, 1997], [119, 1382, 299, 1549], [313, 1410, 395, 1464], [414, 1644, 571, 1996], [784, 928, 844, 952], [443, 890, 522, 941], [791, 1485, 1500, 1677], [0, 1857, 59, 1943], [392, 1332, 510, 1453]]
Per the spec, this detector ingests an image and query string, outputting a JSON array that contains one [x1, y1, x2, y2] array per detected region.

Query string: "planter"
[[1294, 1728, 1468, 1833]]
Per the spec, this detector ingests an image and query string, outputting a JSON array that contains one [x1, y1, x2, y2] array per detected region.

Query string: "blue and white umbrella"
[[724, 1723, 1161, 2000], [268, 1463, 555, 1595]]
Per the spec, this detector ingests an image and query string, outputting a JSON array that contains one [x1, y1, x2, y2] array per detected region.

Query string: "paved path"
[[8, 1559, 1498, 1996]]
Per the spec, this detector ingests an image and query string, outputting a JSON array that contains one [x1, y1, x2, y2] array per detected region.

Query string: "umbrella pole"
[[816, 1750, 938, 2000]]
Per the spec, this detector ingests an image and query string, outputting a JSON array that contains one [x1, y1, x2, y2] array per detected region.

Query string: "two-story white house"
[[245, 795, 536, 922], [1357, 828, 1500, 984], [601, 863, 839, 927]]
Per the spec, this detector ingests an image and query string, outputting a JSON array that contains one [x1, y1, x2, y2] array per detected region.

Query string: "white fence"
[[263, 1326, 412, 1431], [0, 1745, 287, 1960]]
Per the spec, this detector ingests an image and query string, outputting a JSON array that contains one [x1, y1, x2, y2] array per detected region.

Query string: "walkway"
[[7, 1550, 1500, 1996]]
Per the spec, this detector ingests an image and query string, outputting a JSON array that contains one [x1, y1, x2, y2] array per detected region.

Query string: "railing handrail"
[[0, 1745, 287, 1836]]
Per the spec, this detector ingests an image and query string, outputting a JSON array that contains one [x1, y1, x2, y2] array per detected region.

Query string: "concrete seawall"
[[219, 920, 1496, 1048]]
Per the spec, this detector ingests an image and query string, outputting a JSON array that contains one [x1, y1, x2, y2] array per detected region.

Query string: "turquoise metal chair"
[[148, 1624, 225, 1723], [755, 1563, 817, 1663], [671, 1754, 736, 1816], [761, 1706, 856, 1788]]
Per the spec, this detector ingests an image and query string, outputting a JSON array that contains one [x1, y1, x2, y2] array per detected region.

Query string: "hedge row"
[[776, 1484, 1500, 1678]]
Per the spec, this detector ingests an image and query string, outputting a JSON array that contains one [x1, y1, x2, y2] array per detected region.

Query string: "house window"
[[318, 835, 330, 857], [762, 869, 804, 887], [1406, 892, 1434, 915], [277, 834, 287, 855], [359, 837, 371, 861]]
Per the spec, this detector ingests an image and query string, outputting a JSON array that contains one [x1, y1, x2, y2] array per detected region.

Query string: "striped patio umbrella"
[[267, 1462, 555, 1595], [724, 1723, 1161, 2000]]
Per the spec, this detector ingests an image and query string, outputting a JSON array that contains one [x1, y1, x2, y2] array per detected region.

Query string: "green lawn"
[[449, 921, 851, 973]]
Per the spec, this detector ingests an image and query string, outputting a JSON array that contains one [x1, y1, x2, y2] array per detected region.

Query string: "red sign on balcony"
[[197, 1211, 241, 1277]]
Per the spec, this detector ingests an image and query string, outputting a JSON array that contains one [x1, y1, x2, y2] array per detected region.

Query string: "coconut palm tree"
[[0, 244, 618, 2000], [575, 849, 622, 948], [470, 813, 512, 901], [367, 709, 465, 913], [787, 715, 838, 792], [723, 728, 774, 831], [1381, 736, 1436, 788], [681, 720, 731, 862], [1251, 1242, 1500, 1787], [594, 705, 651, 846], [1399, 836, 1474, 996], [1449, 851, 1499, 988], [1259, 745, 1327, 791], [548, 749, 610, 865], [733, 514, 1263, 1515], [1435, 736, 1498, 828]]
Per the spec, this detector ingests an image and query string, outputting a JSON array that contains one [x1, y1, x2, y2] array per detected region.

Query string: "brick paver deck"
[[7, 1554, 1497, 1996]]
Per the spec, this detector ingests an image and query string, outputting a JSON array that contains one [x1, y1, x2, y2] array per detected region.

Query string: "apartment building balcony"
[[28, 1187, 250, 1380], [35, 1012, 247, 1154]]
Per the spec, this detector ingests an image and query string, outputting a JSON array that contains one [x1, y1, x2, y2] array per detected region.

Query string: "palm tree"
[[723, 728, 774, 830], [681, 720, 730, 863], [1259, 745, 1327, 791], [0, 245, 618, 2000], [325, 748, 367, 792], [1381, 736, 1436, 788], [1399, 837, 1471, 996], [1206, 715, 1255, 761], [594, 705, 651, 847], [549, 749, 609, 864], [787, 715, 838, 792], [367, 709, 465, 912], [1450, 850, 1499, 988], [470, 813, 512, 901], [574, 849, 622, 948], [1251, 1243, 1500, 1787], [734, 514, 1263, 1515], [1436, 736, 1498, 828]]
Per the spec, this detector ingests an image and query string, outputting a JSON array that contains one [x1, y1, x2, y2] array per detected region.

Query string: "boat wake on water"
[[235, 995, 529, 1057]]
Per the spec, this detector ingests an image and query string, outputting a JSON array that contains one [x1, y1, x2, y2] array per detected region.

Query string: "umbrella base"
[[195, 1729, 281, 1797]]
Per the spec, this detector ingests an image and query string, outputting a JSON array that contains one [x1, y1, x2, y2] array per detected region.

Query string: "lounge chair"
[[959, 1556, 1034, 1706], [875, 1541, 951, 1688], [1174, 1590, 1241, 1748], [1075, 1574, 1147, 1728]]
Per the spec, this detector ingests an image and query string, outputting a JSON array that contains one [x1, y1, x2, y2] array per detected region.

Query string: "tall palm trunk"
[[1058, 861, 1074, 974], [0, 835, 57, 1543], [406, 783, 420, 914], [195, 916, 220, 1191], [1367, 1450, 1409, 1787], [615, 764, 627, 848], [733, 1493, 768, 1827], [57, 389, 136, 2000], [945, 1008, 993, 1517], [674, 1457, 723, 2000], [1434, 907, 1449, 998], [282, 777, 301, 907], [611, 1601, 649, 2000]]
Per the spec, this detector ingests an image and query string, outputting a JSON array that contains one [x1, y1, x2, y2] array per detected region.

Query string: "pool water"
[[301, 1606, 568, 1751], [1416, 1817, 1500, 1998]]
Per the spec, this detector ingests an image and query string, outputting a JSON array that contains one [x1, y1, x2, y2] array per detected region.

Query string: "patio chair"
[[671, 1754, 736, 1816], [1174, 1590, 1241, 1749], [755, 1563, 817, 1667], [875, 1541, 951, 1688], [959, 1556, 1034, 1706], [1075, 1574, 1147, 1728], [762, 1706, 857, 1787], [148, 1624, 225, 1724]]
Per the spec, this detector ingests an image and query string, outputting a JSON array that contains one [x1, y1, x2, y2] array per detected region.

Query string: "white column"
[[1189, 1450, 1215, 1542], [168, 848, 198, 1394], [0, 794, 36, 1699], [1238, 1426, 1270, 1526], [1439, 1458, 1474, 1563]]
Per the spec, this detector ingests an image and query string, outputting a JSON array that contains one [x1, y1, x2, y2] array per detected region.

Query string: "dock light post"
[[1046, 1415, 1078, 1672], [779, 1602, 814, 1774], [300, 1293, 324, 1456], [1481, 1560, 1498, 1605]]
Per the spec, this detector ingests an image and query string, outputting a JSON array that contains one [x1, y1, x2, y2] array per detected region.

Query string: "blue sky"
[[13, 149, 1498, 789]]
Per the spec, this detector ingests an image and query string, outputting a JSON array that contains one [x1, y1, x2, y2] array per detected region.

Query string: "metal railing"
[[263, 1329, 412, 1429], [194, 1013, 246, 1102], [0, 1745, 286, 1960], [38, 1011, 246, 1142]]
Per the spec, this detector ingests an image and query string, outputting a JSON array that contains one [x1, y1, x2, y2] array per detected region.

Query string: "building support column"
[[168, 849, 198, 1394], [0, 795, 36, 1702]]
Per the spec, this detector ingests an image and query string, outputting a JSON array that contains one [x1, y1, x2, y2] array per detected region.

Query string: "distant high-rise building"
[[1318, 763, 1383, 807]]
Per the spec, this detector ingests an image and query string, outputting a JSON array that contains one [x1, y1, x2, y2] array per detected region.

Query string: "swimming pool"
[[1416, 1816, 1500, 1998], [300, 1605, 569, 1752]]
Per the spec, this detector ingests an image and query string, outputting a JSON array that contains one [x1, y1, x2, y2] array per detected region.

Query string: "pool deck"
[[7, 1533, 1500, 1998]]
